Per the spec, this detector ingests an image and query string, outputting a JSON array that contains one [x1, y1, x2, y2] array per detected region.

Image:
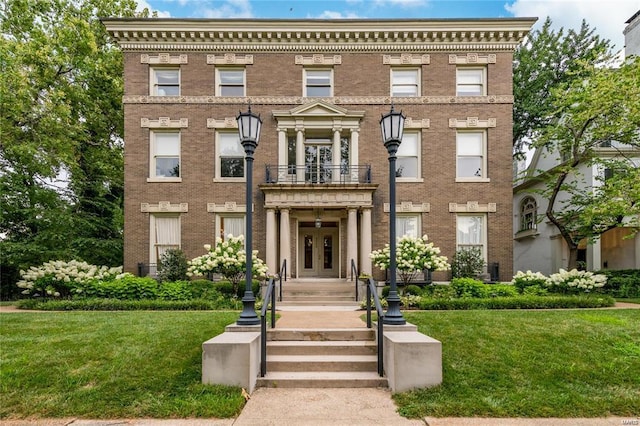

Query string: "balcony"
[[265, 165, 372, 184]]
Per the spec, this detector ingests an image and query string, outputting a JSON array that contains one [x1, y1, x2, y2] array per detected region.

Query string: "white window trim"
[[396, 214, 422, 239], [150, 67, 180, 96], [215, 67, 246, 96], [214, 131, 246, 182], [456, 130, 490, 182], [390, 68, 421, 97], [456, 214, 487, 263], [149, 213, 181, 265], [397, 131, 423, 183], [215, 214, 246, 243], [456, 67, 486, 97], [148, 131, 182, 183], [303, 68, 333, 97]]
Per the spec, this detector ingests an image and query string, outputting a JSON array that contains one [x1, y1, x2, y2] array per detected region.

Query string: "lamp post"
[[236, 104, 262, 326], [380, 105, 406, 325]]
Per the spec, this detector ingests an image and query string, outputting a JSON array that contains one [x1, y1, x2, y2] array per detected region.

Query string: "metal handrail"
[[260, 277, 276, 377], [350, 259, 359, 301], [265, 164, 372, 184], [278, 259, 286, 302], [365, 277, 384, 377]]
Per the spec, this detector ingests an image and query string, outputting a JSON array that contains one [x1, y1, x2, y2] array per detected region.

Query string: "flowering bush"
[[511, 270, 548, 294], [187, 234, 268, 295], [545, 268, 607, 294], [17, 260, 124, 298], [370, 235, 450, 285]]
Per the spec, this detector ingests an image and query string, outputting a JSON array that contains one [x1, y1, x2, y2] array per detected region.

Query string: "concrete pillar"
[[360, 207, 372, 276], [350, 129, 359, 182], [280, 208, 291, 278], [332, 128, 341, 183], [296, 128, 305, 183], [265, 208, 277, 274], [636, 234, 640, 269], [587, 238, 602, 271], [277, 128, 287, 182], [347, 208, 358, 276]]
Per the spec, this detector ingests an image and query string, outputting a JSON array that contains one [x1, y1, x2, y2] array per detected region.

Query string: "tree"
[[533, 57, 640, 269], [0, 0, 144, 294], [513, 17, 616, 157]]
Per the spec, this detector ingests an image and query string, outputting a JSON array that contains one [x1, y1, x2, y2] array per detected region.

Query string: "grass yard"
[[395, 309, 640, 418], [0, 311, 245, 419]]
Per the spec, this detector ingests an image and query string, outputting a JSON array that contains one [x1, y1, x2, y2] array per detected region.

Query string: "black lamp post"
[[236, 104, 262, 326], [380, 105, 406, 325]]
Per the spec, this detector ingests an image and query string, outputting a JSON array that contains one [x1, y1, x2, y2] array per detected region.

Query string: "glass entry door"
[[305, 144, 332, 183], [298, 224, 339, 278]]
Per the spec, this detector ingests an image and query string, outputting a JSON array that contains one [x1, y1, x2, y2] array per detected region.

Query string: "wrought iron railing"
[[278, 259, 286, 302], [260, 276, 276, 377], [364, 277, 384, 377], [350, 259, 359, 301], [264, 164, 371, 184]]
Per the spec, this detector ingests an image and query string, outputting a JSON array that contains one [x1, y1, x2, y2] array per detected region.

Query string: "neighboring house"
[[624, 10, 640, 58], [102, 18, 535, 282]]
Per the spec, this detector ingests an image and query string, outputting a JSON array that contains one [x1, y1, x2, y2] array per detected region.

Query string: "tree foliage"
[[0, 0, 145, 295]]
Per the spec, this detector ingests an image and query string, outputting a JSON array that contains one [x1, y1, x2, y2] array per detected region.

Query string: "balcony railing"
[[265, 165, 371, 184]]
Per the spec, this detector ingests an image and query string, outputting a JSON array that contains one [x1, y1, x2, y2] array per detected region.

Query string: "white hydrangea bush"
[[17, 260, 124, 298], [511, 270, 548, 294], [545, 268, 607, 294]]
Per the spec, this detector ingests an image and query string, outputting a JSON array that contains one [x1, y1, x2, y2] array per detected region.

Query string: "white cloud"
[[373, 0, 427, 7], [137, 0, 172, 17], [315, 10, 363, 19], [200, 0, 254, 18], [505, 0, 639, 54]]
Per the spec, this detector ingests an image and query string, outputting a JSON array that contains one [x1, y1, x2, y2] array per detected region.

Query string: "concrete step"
[[267, 354, 378, 372], [278, 300, 359, 307], [256, 371, 387, 388], [268, 328, 375, 341], [282, 295, 355, 302], [267, 340, 377, 356]]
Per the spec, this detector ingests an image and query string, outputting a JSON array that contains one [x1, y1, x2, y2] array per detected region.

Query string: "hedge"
[[417, 295, 615, 310], [16, 298, 223, 311], [596, 269, 640, 298]]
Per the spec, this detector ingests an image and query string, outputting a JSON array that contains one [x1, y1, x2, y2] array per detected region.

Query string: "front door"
[[298, 223, 339, 278]]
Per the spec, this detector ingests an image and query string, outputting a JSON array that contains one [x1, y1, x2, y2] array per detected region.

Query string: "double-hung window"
[[396, 132, 420, 180], [217, 215, 246, 242], [151, 68, 180, 96], [150, 131, 180, 180], [216, 68, 245, 96], [217, 132, 244, 179], [456, 68, 485, 96], [456, 214, 486, 260], [456, 131, 487, 180], [391, 69, 420, 97], [150, 214, 181, 264], [304, 69, 332, 97], [397, 215, 420, 239]]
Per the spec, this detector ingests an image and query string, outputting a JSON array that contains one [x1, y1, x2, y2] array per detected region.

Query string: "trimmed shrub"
[[486, 284, 518, 298], [382, 285, 391, 298], [417, 295, 615, 310], [79, 276, 159, 300], [451, 278, 489, 298], [16, 298, 216, 311], [157, 249, 189, 283], [158, 280, 192, 301], [404, 284, 423, 296], [596, 269, 640, 298]]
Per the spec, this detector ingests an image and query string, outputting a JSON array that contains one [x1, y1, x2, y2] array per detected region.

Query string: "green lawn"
[[0, 311, 245, 419], [395, 309, 640, 418]]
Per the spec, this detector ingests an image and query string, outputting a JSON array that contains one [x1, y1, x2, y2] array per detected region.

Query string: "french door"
[[298, 224, 339, 278]]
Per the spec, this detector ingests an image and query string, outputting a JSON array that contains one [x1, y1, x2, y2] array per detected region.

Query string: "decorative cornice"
[[295, 54, 342, 65], [141, 201, 188, 213], [383, 202, 430, 213], [448, 53, 496, 64], [206, 53, 253, 65], [103, 18, 537, 52], [207, 118, 237, 128], [405, 118, 430, 129], [141, 117, 188, 128], [383, 54, 430, 65], [449, 201, 497, 213], [449, 117, 496, 128], [207, 202, 247, 213], [123, 95, 514, 105], [140, 53, 187, 64]]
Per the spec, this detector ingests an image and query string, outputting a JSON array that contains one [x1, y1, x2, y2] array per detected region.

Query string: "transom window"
[[396, 132, 420, 179], [217, 133, 244, 179], [391, 69, 420, 97], [456, 131, 486, 180], [216, 68, 245, 96], [519, 197, 537, 231], [150, 131, 180, 179], [304, 69, 332, 97], [456, 214, 486, 260], [456, 68, 485, 96], [151, 68, 180, 96]]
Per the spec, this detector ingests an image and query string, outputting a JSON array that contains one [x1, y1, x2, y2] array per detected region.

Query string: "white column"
[[347, 208, 358, 276], [296, 128, 305, 183], [280, 208, 291, 278], [265, 208, 277, 274], [350, 129, 359, 183], [277, 129, 287, 182], [360, 208, 372, 276], [635, 233, 640, 269], [587, 238, 602, 271], [332, 128, 341, 183]]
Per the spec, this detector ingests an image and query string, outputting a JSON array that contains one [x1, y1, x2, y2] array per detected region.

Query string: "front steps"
[[279, 278, 358, 306], [256, 327, 387, 388]]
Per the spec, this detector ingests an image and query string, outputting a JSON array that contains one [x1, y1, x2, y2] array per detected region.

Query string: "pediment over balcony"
[[273, 100, 365, 129], [289, 100, 349, 117]]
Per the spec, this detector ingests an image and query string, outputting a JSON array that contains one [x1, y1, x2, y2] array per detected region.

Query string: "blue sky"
[[140, 0, 639, 54]]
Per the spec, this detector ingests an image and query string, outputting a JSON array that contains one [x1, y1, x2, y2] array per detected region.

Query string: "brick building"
[[103, 18, 535, 282]]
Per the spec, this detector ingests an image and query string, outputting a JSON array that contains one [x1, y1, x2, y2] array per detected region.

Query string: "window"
[[304, 69, 332, 97], [150, 214, 180, 264], [217, 132, 244, 179], [456, 68, 485, 96], [216, 68, 245, 96], [218, 215, 245, 241], [396, 132, 420, 179], [456, 131, 486, 180], [151, 68, 180, 96], [456, 215, 486, 259], [519, 197, 537, 231], [150, 132, 180, 179], [391, 69, 420, 97], [397, 215, 420, 239]]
